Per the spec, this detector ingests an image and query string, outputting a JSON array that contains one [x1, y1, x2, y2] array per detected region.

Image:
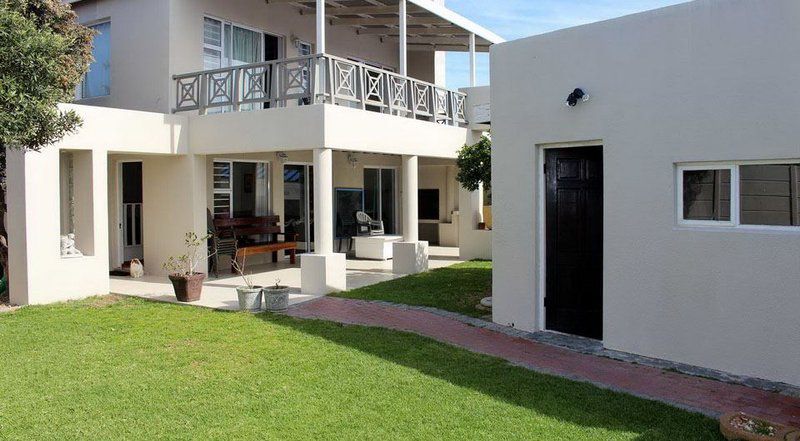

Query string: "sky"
[[444, 0, 688, 89]]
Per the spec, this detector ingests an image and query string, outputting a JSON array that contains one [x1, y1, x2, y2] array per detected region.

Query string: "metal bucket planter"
[[263, 286, 290, 312], [719, 412, 795, 441], [168, 273, 206, 302], [236, 286, 263, 312]]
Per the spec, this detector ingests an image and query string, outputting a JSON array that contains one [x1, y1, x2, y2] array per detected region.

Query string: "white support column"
[[394, 154, 428, 274], [402, 154, 418, 242], [301, 148, 346, 295], [316, 0, 326, 53], [399, 0, 408, 76], [469, 33, 477, 87], [313, 148, 333, 254]]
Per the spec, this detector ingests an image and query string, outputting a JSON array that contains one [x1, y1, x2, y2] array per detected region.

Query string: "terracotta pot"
[[168, 273, 206, 302], [719, 412, 794, 441]]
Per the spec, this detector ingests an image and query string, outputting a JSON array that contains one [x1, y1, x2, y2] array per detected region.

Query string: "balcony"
[[173, 54, 467, 126]]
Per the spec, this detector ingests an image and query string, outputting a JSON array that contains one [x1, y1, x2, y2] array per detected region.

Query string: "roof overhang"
[[266, 0, 504, 52]]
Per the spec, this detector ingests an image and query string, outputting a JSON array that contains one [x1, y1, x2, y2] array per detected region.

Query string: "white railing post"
[[199, 73, 208, 116], [469, 33, 477, 87]]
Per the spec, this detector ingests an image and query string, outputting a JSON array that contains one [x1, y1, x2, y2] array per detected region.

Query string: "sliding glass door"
[[283, 164, 314, 251], [364, 168, 396, 234]]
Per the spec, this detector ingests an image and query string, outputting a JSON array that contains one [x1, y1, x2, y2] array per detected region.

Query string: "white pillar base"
[[392, 241, 429, 275], [301, 253, 347, 295]]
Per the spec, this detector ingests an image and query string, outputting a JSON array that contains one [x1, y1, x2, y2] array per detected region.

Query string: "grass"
[[0, 296, 723, 440], [334, 260, 492, 317]]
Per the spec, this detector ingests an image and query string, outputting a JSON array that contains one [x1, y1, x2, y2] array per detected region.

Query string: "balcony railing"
[[172, 54, 467, 126]]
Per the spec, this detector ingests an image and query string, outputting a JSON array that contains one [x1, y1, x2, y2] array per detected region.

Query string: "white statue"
[[60, 233, 83, 257]]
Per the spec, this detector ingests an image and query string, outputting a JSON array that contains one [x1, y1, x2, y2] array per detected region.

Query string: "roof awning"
[[265, 0, 505, 52]]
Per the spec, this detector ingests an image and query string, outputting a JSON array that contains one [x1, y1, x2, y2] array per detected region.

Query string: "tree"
[[0, 0, 94, 152], [0, 0, 94, 300], [455, 135, 491, 192]]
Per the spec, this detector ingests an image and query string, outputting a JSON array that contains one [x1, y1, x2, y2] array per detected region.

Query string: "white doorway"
[[118, 161, 143, 265]]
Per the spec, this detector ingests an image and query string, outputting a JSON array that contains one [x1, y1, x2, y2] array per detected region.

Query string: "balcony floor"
[[111, 246, 462, 311]]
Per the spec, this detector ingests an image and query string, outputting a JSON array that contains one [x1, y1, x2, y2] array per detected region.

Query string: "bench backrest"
[[213, 216, 282, 238]]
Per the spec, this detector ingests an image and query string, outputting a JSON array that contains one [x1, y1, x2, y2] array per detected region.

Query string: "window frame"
[[677, 160, 800, 232], [76, 19, 112, 100], [212, 159, 271, 218]]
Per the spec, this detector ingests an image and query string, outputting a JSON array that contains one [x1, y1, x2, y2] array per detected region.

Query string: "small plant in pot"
[[162, 232, 212, 303], [231, 257, 262, 312], [263, 279, 290, 312]]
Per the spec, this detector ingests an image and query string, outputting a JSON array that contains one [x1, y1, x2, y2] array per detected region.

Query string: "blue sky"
[[444, 0, 688, 89]]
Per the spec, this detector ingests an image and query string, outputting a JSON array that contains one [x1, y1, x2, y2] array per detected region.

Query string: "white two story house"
[[7, 0, 501, 305]]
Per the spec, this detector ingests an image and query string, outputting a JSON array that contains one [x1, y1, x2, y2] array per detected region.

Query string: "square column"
[[301, 148, 346, 295], [469, 33, 477, 87], [393, 155, 428, 274], [399, 0, 408, 76], [316, 0, 326, 53]]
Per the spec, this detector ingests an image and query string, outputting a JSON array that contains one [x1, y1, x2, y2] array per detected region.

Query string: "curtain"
[[231, 26, 261, 66], [83, 22, 111, 98]]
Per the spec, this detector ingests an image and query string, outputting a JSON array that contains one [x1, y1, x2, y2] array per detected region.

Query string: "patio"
[[111, 246, 461, 310]]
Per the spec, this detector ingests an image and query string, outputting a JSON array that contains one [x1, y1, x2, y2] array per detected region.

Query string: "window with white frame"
[[77, 21, 111, 99], [678, 162, 800, 228], [213, 160, 270, 218]]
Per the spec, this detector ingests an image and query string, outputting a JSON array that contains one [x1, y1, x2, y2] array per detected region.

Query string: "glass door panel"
[[284, 164, 314, 251], [380, 169, 396, 234]]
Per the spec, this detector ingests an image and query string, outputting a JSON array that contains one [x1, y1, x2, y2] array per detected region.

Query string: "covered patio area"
[[111, 246, 461, 310]]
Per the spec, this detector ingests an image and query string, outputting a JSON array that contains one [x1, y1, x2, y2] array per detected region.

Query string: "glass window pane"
[[82, 22, 111, 98], [204, 17, 222, 47], [682, 169, 731, 221], [381, 169, 395, 234], [363, 168, 379, 221], [213, 162, 231, 189], [740, 164, 800, 226], [213, 193, 231, 217]]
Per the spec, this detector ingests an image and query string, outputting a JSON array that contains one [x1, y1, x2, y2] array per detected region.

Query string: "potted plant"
[[162, 232, 211, 303], [231, 257, 262, 312], [719, 412, 796, 441], [263, 279, 290, 312]]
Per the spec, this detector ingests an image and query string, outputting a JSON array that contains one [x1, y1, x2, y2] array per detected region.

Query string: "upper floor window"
[[678, 162, 800, 229], [78, 21, 111, 99]]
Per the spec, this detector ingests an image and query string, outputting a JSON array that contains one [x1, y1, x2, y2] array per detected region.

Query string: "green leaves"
[[0, 0, 94, 152], [456, 135, 491, 192]]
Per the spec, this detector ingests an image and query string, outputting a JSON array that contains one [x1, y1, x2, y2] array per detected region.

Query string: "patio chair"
[[355, 211, 384, 236]]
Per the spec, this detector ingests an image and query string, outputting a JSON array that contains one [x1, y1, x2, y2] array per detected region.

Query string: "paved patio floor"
[[111, 246, 461, 311]]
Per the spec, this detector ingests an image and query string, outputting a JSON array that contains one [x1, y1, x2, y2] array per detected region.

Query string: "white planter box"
[[354, 235, 403, 260]]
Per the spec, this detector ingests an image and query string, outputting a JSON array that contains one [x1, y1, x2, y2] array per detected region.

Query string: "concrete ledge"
[[301, 253, 347, 295], [354, 235, 403, 260], [392, 241, 429, 275]]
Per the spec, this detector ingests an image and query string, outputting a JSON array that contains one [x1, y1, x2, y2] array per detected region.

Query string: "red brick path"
[[286, 297, 800, 427]]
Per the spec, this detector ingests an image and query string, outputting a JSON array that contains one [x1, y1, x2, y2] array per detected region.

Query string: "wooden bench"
[[212, 216, 298, 273]]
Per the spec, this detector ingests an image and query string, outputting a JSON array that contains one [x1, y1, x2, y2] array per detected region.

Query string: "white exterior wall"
[[492, 0, 800, 386]]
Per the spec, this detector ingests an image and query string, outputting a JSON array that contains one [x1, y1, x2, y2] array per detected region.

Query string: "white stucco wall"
[[492, 0, 800, 386]]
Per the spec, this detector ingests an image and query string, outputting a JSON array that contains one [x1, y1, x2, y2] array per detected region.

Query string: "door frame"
[[535, 141, 604, 335], [115, 159, 143, 269], [363, 165, 400, 235]]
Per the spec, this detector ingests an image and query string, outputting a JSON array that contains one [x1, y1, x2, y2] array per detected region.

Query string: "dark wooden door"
[[545, 147, 603, 340]]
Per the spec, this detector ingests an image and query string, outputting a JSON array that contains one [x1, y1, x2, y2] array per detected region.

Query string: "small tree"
[[456, 135, 491, 192], [0, 1, 93, 299]]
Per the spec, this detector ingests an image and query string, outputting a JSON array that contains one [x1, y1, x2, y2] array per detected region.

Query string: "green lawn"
[[334, 260, 492, 317], [0, 296, 722, 440]]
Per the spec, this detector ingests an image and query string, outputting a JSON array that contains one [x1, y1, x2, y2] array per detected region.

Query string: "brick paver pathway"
[[286, 296, 800, 427]]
